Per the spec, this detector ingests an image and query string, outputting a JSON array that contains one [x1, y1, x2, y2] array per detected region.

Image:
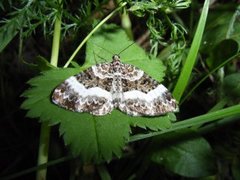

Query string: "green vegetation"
[[1, 0, 240, 179]]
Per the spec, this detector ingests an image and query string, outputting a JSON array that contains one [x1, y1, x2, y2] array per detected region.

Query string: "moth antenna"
[[93, 51, 98, 64], [93, 50, 107, 63], [93, 43, 114, 57], [118, 42, 135, 56]]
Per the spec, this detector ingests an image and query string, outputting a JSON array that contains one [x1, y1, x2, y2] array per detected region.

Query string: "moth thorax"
[[111, 55, 121, 73], [112, 54, 121, 62]]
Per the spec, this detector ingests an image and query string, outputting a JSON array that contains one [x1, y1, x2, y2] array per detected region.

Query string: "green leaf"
[[59, 110, 131, 162], [0, 18, 21, 53], [202, 6, 240, 52], [129, 114, 172, 131], [222, 73, 240, 100], [206, 39, 239, 69], [0, 1, 32, 52], [128, 0, 191, 16], [35, 56, 56, 71], [151, 131, 216, 177]]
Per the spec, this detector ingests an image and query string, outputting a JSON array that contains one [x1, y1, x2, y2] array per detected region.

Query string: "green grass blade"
[[129, 104, 240, 142], [173, 0, 210, 102]]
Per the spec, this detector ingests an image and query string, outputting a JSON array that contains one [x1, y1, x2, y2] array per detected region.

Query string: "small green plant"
[[1, 0, 240, 179]]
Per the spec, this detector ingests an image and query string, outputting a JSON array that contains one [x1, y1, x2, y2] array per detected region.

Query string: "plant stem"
[[118, 0, 133, 40], [50, 11, 62, 67], [63, 2, 127, 68], [121, 8, 133, 40], [36, 123, 51, 180], [36, 2, 62, 180]]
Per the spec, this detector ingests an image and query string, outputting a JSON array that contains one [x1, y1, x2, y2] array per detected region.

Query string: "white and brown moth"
[[52, 55, 178, 116]]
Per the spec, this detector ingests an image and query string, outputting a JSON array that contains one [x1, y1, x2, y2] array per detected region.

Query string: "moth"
[[52, 55, 178, 116]]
